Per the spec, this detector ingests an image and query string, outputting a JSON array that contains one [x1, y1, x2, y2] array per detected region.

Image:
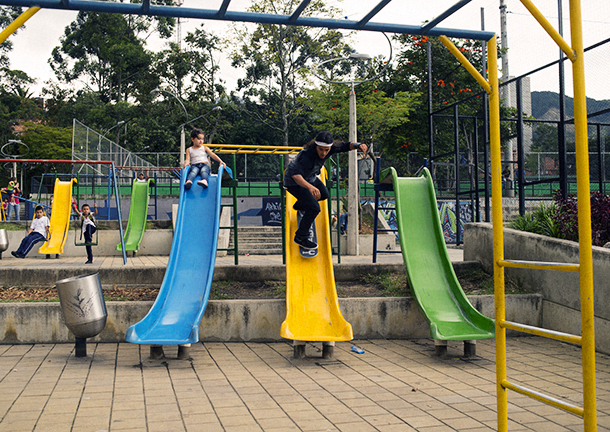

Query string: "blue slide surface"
[[125, 165, 231, 345]]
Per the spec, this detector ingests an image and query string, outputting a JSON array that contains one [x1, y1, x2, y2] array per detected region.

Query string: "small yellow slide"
[[38, 178, 76, 255], [280, 173, 353, 342]]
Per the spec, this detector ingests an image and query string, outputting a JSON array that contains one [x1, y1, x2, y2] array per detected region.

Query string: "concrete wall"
[[0, 294, 541, 344], [2, 225, 394, 259], [464, 222, 610, 354], [0, 261, 479, 289], [3, 229, 174, 258]]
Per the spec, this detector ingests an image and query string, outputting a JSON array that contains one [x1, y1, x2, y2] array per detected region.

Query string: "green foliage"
[[21, 122, 72, 160], [380, 35, 518, 176], [49, 12, 156, 103], [303, 84, 418, 146], [0, 7, 23, 68], [230, 0, 350, 146], [15, 123, 73, 193], [361, 272, 409, 297], [508, 202, 559, 238], [0, 222, 26, 230]]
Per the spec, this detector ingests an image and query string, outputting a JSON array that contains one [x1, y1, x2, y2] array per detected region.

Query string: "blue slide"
[[125, 165, 232, 345]]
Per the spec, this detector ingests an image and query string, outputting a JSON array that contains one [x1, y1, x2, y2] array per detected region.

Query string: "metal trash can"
[[0, 229, 8, 259], [56, 274, 107, 356]]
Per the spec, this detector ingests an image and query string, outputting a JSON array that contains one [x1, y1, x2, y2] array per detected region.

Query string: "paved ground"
[[3, 248, 608, 431], [0, 337, 608, 432]]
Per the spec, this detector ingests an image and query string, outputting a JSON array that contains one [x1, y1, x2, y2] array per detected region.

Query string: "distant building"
[[500, 76, 533, 155]]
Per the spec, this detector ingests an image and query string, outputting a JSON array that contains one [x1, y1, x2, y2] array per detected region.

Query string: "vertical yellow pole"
[[569, 1, 597, 430], [0, 7, 40, 45], [488, 36, 508, 432]]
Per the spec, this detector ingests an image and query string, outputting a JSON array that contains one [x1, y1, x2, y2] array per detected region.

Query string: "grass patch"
[[361, 272, 409, 297], [210, 281, 236, 300], [0, 222, 26, 231], [457, 268, 532, 295]]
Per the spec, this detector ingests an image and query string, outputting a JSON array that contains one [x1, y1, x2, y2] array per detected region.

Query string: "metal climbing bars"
[[207, 144, 301, 155], [440, 1, 597, 430]]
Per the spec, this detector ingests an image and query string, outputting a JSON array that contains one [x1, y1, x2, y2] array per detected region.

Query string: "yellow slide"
[[280, 172, 353, 342], [38, 178, 76, 255]]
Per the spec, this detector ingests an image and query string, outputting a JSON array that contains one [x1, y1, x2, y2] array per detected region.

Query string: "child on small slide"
[[11, 206, 50, 258]]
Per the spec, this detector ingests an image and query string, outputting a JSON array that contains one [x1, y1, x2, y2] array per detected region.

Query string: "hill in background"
[[531, 91, 610, 123]]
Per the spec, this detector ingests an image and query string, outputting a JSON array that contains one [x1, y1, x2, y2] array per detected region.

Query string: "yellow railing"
[[207, 144, 301, 155], [0, 7, 40, 45], [440, 1, 597, 430]]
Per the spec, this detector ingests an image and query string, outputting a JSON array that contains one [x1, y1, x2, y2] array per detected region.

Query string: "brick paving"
[[1, 337, 609, 431]]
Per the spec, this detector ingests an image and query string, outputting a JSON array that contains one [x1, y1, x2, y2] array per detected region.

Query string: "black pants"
[[83, 225, 96, 262], [286, 178, 329, 238]]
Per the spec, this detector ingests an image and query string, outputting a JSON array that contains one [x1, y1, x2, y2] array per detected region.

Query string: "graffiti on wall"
[[369, 199, 474, 244], [257, 197, 282, 226]]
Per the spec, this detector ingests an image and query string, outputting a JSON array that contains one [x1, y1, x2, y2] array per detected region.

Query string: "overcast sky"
[[4, 0, 610, 99]]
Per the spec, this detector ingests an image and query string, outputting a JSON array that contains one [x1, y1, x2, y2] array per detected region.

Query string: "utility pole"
[[499, 0, 515, 197]]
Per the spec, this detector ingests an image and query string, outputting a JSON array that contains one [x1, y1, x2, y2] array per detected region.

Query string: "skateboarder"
[[283, 131, 367, 250]]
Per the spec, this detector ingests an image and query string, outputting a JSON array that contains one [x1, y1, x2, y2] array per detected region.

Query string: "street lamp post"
[[1, 139, 28, 188], [314, 34, 392, 256], [150, 87, 189, 167]]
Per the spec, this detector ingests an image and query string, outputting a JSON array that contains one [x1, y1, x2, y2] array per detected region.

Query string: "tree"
[[230, 0, 351, 147], [49, 12, 164, 103], [0, 6, 23, 70], [10, 122, 73, 194], [184, 25, 226, 102], [383, 35, 517, 178], [304, 82, 417, 147]]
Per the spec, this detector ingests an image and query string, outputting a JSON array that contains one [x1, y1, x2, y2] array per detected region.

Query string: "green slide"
[[116, 179, 153, 252], [381, 167, 494, 340]]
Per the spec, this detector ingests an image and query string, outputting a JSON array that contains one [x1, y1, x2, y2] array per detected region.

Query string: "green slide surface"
[[381, 167, 494, 340], [116, 179, 152, 252]]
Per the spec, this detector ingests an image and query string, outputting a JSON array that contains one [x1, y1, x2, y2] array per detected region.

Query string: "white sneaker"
[[197, 179, 208, 188]]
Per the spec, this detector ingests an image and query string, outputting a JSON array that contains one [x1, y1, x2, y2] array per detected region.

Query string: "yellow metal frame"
[[207, 143, 301, 155], [0, 7, 40, 45], [440, 1, 596, 430]]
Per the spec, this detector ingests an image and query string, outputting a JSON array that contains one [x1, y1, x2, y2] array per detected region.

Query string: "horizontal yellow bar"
[[211, 150, 299, 155], [208, 144, 301, 151], [438, 35, 492, 94], [498, 259, 580, 272], [502, 379, 584, 416], [500, 320, 582, 345], [520, 0, 576, 62]]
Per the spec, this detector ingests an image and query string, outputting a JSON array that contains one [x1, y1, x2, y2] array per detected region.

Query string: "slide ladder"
[[125, 166, 232, 345], [116, 178, 153, 253], [38, 178, 76, 256]]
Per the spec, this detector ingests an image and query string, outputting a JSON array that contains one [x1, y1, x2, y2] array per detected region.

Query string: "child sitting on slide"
[[183, 128, 226, 189], [11, 205, 50, 259]]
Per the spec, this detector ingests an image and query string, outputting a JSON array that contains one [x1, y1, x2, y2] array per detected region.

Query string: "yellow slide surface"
[[38, 178, 76, 255], [280, 173, 353, 342]]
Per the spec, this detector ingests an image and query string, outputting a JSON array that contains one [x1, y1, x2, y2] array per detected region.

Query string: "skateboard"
[[296, 211, 318, 258]]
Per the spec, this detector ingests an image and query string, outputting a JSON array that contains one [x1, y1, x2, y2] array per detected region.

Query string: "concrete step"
[[238, 248, 283, 255], [235, 233, 282, 240], [229, 226, 283, 255], [236, 226, 282, 233]]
